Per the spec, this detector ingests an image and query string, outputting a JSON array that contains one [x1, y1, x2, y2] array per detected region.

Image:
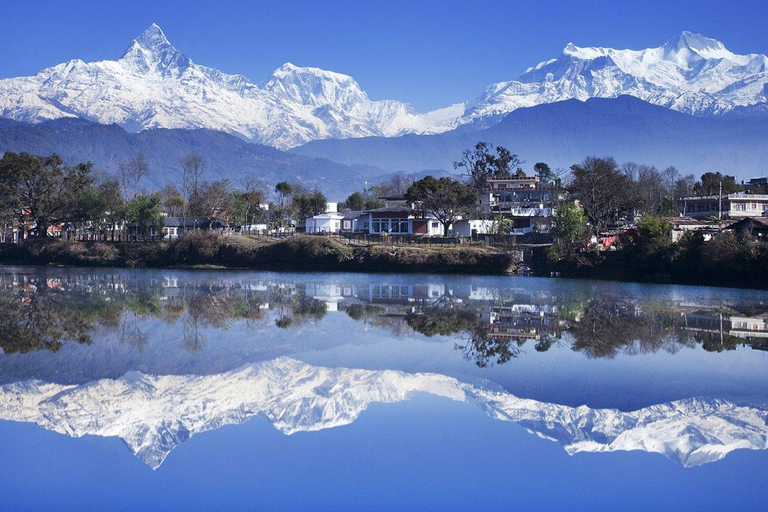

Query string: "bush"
[[165, 231, 222, 264]]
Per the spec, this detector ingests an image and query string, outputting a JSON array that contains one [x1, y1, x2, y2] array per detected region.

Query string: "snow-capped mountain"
[[463, 31, 768, 123], [0, 26, 766, 149], [0, 357, 765, 469], [0, 24, 460, 149]]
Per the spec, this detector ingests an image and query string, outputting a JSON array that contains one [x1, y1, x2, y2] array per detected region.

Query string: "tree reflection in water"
[[0, 272, 765, 363]]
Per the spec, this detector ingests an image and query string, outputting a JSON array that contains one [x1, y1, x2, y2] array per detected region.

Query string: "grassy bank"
[[0, 232, 517, 275], [536, 230, 768, 289]]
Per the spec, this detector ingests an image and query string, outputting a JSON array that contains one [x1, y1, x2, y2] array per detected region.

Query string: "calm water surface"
[[1, 267, 767, 511]]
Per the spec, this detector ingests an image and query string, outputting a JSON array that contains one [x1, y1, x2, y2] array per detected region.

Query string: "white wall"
[[307, 216, 342, 233]]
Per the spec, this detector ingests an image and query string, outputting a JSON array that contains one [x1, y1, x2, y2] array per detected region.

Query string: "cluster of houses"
[[305, 173, 768, 245], [5, 173, 768, 245], [304, 175, 560, 238]]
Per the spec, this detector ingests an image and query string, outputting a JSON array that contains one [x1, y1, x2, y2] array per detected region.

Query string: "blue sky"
[[1, 0, 767, 111]]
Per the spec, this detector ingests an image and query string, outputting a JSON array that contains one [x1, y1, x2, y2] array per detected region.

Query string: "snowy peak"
[[120, 23, 190, 75], [263, 62, 370, 109], [132, 23, 174, 53], [663, 31, 727, 57]]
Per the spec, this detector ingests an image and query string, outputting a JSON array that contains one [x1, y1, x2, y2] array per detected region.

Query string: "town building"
[[742, 177, 768, 195], [727, 216, 768, 238], [304, 210, 366, 234], [479, 176, 558, 233], [362, 206, 444, 236], [679, 193, 768, 219], [304, 212, 344, 233], [450, 219, 495, 237], [666, 217, 714, 242]]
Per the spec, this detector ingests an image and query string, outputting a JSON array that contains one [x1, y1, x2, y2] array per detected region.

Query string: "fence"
[[242, 229, 546, 250], [11, 226, 547, 252]]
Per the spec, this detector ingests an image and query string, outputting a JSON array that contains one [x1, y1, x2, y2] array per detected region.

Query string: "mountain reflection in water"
[[1, 268, 767, 471], [1, 357, 766, 469]]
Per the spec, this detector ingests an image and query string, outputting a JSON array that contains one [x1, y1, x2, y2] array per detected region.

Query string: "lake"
[[0, 267, 767, 511]]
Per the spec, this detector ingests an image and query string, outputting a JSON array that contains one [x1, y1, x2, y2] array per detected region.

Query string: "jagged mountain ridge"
[[0, 25, 766, 149], [462, 31, 768, 125], [0, 357, 765, 469], [0, 24, 461, 150]]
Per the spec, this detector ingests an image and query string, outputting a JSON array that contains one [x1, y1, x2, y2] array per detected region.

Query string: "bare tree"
[[180, 153, 205, 217], [198, 180, 234, 219], [674, 174, 697, 198], [454, 142, 523, 192], [661, 166, 680, 194], [240, 177, 267, 228], [118, 154, 149, 200]]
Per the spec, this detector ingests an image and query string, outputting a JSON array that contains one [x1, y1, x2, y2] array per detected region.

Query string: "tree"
[[548, 203, 591, 261], [73, 186, 106, 232], [490, 211, 513, 235], [293, 190, 328, 226], [242, 178, 266, 224], [180, 152, 205, 215], [233, 178, 266, 229], [454, 142, 522, 192], [118, 154, 149, 200], [674, 174, 697, 198], [197, 180, 234, 219], [341, 188, 384, 211], [369, 173, 414, 197], [160, 184, 185, 217], [405, 176, 477, 236], [637, 216, 673, 255], [569, 157, 636, 233], [694, 172, 741, 196], [534, 162, 557, 185], [661, 166, 680, 194], [127, 193, 164, 237], [343, 192, 366, 211], [98, 178, 125, 238], [623, 163, 667, 215], [274, 182, 293, 227], [0, 152, 93, 238]]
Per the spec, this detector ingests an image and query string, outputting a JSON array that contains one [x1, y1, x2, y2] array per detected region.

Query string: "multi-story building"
[[479, 176, 558, 232], [679, 193, 768, 219]]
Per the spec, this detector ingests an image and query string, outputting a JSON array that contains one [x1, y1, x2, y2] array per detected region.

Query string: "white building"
[[450, 219, 495, 237], [680, 193, 768, 219], [305, 212, 345, 233]]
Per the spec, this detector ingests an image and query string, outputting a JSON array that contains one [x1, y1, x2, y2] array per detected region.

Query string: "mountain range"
[[292, 95, 768, 174], [0, 357, 766, 469], [1, 25, 767, 151]]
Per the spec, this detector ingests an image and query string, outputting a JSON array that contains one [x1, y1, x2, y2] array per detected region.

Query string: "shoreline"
[[2, 235, 768, 291], [0, 234, 518, 276]]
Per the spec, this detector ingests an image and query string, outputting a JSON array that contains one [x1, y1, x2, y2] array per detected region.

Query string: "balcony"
[[490, 207, 553, 217]]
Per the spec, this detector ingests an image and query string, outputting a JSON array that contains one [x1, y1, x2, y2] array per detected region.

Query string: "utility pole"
[[718, 178, 723, 221]]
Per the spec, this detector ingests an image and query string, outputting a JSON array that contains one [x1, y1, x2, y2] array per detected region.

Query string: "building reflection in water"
[[1, 271, 767, 361]]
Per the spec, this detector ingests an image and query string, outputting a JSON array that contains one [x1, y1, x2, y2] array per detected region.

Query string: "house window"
[[372, 219, 381, 233], [343, 220, 351, 229], [432, 222, 440, 229], [334, 221, 340, 229]]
